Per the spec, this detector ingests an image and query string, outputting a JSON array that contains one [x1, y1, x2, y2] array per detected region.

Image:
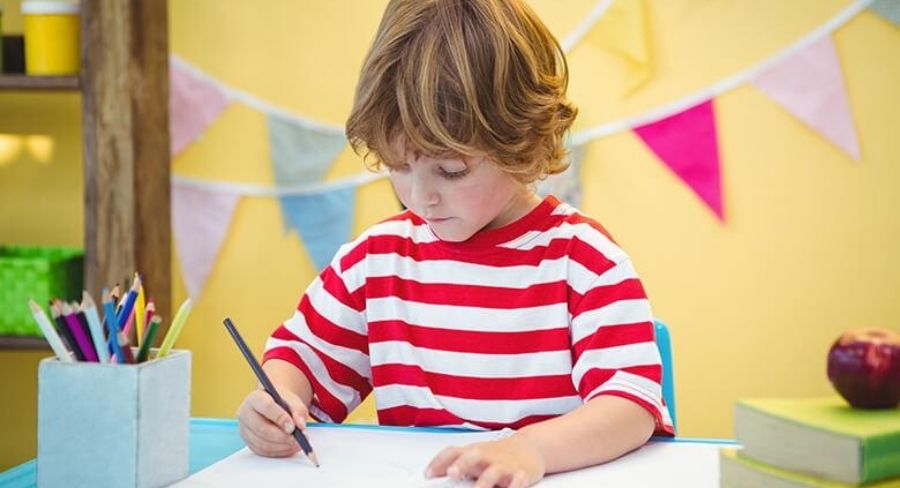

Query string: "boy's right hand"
[[237, 388, 310, 458]]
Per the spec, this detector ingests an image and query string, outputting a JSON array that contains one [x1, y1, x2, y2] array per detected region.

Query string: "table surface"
[[0, 418, 736, 488]]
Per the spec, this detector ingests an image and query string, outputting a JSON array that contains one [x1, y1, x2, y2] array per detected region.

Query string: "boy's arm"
[[263, 358, 315, 408], [517, 394, 656, 473]]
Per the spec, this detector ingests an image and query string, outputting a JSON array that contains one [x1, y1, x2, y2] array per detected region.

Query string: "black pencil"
[[222, 317, 319, 467], [50, 300, 85, 361]]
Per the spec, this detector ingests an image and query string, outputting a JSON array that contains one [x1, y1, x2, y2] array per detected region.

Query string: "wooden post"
[[81, 0, 171, 334]]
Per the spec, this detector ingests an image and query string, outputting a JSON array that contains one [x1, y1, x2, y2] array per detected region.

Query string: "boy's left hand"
[[424, 435, 546, 488]]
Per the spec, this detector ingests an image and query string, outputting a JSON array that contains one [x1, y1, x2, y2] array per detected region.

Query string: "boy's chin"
[[431, 227, 477, 243]]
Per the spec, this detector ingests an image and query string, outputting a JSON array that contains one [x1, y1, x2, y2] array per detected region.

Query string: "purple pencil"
[[60, 302, 98, 362]]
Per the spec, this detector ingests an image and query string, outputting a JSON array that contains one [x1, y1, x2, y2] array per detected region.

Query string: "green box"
[[0, 245, 83, 336]]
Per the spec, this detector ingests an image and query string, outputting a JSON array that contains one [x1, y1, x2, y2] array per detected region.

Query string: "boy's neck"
[[484, 191, 543, 232]]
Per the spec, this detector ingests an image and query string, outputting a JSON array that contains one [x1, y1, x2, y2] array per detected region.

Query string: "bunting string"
[[569, 0, 874, 146], [170, 56, 343, 134], [561, 0, 616, 53], [171, 172, 386, 197]]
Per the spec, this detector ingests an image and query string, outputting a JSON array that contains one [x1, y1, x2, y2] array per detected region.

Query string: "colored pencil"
[[121, 311, 136, 344], [157, 298, 192, 358], [28, 299, 73, 362], [81, 291, 110, 362], [50, 301, 85, 361], [223, 317, 319, 467], [61, 302, 98, 362], [102, 290, 126, 364], [135, 315, 161, 363], [73, 305, 100, 363], [144, 299, 156, 332], [116, 275, 140, 331], [134, 273, 146, 347]]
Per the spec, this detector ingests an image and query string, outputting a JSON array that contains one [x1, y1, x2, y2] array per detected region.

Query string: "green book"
[[734, 397, 900, 485], [720, 449, 900, 488]]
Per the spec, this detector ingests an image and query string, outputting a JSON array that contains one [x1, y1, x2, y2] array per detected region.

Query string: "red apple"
[[827, 328, 900, 409]]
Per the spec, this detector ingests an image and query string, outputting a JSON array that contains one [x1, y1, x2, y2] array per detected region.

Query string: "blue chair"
[[654, 319, 677, 433]]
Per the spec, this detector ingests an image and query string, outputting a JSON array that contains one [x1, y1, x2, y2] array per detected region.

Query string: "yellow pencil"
[[157, 298, 192, 358], [134, 273, 146, 347]]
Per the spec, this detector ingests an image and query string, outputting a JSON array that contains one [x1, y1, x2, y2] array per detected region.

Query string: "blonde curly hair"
[[346, 0, 578, 184]]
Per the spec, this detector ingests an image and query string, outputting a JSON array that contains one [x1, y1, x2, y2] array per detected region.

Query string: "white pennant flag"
[[751, 36, 860, 160], [172, 181, 241, 299]]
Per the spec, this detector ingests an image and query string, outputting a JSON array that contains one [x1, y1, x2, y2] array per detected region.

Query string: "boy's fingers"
[[509, 470, 529, 488], [424, 446, 463, 478], [249, 390, 295, 434], [449, 448, 486, 480], [241, 421, 299, 457], [474, 465, 505, 488], [282, 392, 309, 429], [242, 408, 294, 445]]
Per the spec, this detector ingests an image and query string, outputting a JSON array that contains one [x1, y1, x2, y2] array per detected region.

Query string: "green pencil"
[[136, 315, 162, 363]]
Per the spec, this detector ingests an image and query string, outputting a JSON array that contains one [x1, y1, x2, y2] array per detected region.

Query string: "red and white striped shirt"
[[264, 195, 674, 435]]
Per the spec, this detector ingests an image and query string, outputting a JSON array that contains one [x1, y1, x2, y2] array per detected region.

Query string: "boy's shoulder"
[[547, 199, 617, 244], [545, 199, 630, 265]]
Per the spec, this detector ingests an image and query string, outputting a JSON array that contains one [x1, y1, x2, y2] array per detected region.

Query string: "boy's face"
[[389, 152, 533, 242]]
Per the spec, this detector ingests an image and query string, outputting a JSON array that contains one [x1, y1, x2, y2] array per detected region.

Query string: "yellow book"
[[720, 449, 900, 488]]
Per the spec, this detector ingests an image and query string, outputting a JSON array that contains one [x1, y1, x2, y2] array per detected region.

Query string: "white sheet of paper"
[[172, 426, 723, 487]]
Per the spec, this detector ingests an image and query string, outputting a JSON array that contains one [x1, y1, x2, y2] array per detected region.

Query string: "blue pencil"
[[116, 275, 140, 330], [102, 290, 126, 363]]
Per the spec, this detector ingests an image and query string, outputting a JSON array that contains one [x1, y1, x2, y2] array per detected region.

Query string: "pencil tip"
[[309, 452, 320, 467]]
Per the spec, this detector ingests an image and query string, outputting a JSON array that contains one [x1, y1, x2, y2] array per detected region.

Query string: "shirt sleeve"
[[569, 257, 675, 436], [262, 243, 371, 423]]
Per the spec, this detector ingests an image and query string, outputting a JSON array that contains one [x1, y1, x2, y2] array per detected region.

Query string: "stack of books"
[[720, 397, 900, 488]]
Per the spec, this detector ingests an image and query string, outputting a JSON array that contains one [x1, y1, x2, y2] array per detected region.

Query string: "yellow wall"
[[2, 0, 899, 471]]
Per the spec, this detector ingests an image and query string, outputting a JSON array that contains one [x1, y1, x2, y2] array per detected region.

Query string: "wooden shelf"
[[0, 0, 172, 348], [0, 75, 80, 91], [0, 336, 49, 350]]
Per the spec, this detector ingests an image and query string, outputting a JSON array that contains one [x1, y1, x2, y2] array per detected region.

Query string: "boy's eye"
[[439, 167, 469, 179]]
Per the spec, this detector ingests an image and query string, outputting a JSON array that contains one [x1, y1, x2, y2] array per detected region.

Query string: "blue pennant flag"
[[871, 0, 900, 26], [267, 113, 347, 186], [280, 186, 355, 270]]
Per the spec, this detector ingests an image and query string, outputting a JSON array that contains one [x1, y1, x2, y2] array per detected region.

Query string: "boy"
[[238, 0, 674, 486]]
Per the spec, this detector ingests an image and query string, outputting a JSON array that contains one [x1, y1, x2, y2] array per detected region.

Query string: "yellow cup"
[[23, 1, 80, 75]]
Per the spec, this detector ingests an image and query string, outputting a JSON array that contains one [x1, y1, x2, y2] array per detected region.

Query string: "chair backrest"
[[653, 319, 677, 433]]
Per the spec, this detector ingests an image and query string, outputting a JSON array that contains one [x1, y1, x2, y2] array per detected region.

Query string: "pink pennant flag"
[[634, 100, 724, 221], [172, 181, 241, 299], [169, 61, 231, 156], [751, 36, 860, 160]]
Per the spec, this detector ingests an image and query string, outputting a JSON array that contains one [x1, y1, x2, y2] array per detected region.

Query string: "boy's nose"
[[409, 178, 440, 209]]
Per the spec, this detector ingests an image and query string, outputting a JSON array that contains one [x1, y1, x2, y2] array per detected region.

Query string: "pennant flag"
[[870, 0, 900, 26], [280, 186, 355, 270], [634, 100, 724, 220], [538, 143, 586, 208], [172, 181, 241, 299], [169, 61, 230, 156], [584, 0, 654, 95], [751, 36, 860, 160], [267, 113, 347, 187]]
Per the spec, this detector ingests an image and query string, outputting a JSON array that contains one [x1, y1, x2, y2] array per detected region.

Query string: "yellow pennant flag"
[[585, 0, 653, 96]]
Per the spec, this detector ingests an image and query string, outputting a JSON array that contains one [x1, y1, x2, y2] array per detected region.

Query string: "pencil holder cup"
[[37, 349, 191, 488]]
